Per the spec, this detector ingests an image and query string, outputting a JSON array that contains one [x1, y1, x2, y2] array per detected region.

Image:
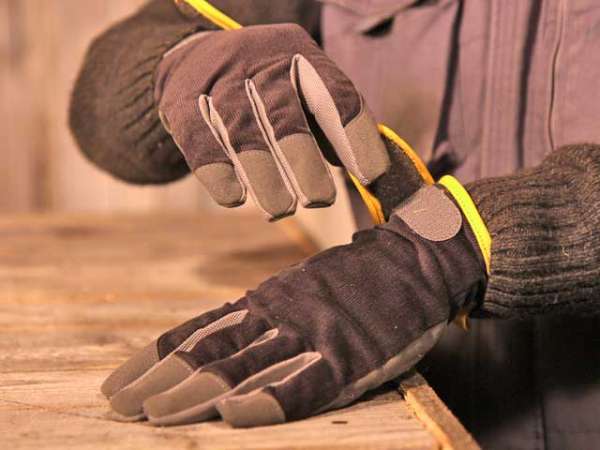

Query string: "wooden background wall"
[[1, 0, 209, 214]]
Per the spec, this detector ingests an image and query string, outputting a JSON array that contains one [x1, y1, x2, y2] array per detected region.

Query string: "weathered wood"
[[0, 213, 475, 449], [0, 373, 436, 450], [0, 213, 312, 304], [399, 374, 479, 450]]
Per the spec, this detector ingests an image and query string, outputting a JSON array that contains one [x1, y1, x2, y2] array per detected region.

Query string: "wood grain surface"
[[0, 213, 475, 449]]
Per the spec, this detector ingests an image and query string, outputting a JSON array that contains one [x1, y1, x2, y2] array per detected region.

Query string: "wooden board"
[[0, 213, 477, 449]]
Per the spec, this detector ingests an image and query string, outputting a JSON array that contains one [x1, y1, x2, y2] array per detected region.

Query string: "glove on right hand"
[[155, 23, 391, 220], [101, 184, 487, 427]]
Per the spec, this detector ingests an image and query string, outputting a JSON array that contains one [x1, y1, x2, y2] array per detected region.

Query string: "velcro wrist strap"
[[391, 181, 490, 331]]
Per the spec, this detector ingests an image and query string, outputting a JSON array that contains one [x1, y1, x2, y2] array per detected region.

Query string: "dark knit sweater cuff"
[[465, 144, 600, 318], [70, 0, 217, 184]]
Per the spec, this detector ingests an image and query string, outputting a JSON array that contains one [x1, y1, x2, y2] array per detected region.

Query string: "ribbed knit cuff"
[[70, 0, 217, 184], [465, 144, 600, 318]]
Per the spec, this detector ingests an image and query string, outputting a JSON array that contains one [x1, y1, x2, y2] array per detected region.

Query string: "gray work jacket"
[[320, 1, 600, 448]]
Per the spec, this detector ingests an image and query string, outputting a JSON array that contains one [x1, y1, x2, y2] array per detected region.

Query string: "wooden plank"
[[0, 389, 436, 450], [0, 213, 310, 304], [0, 213, 474, 449], [399, 374, 479, 450]]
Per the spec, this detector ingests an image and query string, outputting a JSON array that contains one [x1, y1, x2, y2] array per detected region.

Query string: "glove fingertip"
[[344, 107, 391, 185], [101, 341, 160, 399], [217, 391, 286, 428], [194, 163, 246, 208]]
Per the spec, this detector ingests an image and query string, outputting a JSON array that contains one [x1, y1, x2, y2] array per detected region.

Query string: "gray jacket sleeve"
[[69, 0, 320, 184]]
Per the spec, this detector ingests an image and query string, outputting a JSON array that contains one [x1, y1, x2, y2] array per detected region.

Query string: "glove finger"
[[101, 342, 160, 399], [101, 302, 244, 398], [217, 352, 336, 428], [143, 328, 306, 426], [109, 351, 195, 421], [291, 53, 390, 185], [246, 66, 336, 208], [108, 309, 266, 420], [179, 310, 271, 367], [199, 93, 297, 221], [158, 103, 245, 208]]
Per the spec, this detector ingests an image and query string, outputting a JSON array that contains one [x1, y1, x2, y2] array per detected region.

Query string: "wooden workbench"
[[0, 213, 478, 449]]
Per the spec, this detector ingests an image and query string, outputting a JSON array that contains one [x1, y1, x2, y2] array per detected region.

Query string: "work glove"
[[154, 23, 392, 220], [101, 182, 488, 427]]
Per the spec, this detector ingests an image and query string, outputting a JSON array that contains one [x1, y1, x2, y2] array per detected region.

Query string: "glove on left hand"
[[102, 185, 486, 427], [155, 23, 391, 220]]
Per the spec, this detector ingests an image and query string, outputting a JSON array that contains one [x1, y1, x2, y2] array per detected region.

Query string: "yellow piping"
[[438, 175, 491, 274], [183, 0, 242, 30], [348, 173, 386, 224], [438, 175, 492, 331]]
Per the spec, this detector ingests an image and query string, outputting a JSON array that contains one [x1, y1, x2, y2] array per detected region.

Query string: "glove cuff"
[[386, 183, 488, 326], [464, 144, 600, 318]]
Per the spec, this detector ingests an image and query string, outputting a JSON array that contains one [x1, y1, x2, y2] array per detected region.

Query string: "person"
[[69, 1, 600, 448]]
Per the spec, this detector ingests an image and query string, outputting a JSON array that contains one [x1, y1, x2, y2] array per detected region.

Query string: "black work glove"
[[155, 23, 392, 220], [101, 184, 487, 427]]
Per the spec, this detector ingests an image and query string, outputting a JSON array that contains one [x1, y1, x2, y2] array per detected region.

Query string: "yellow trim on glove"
[[438, 176, 491, 331], [438, 175, 491, 274], [348, 125, 434, 225], [183, 0, 242, 30], [348, 173, 386, 224]]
